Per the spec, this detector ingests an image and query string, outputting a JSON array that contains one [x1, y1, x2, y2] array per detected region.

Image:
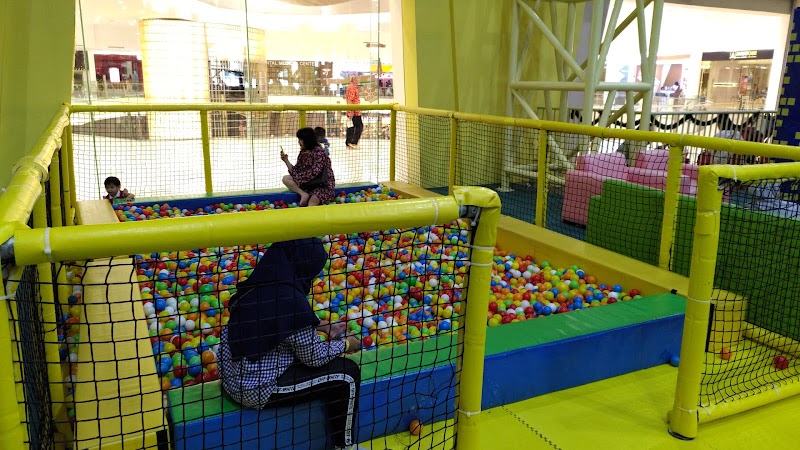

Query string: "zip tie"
[[0, 292, 16, 301], [731, 166, 738, 182], [686, 296, 710, 304], [770, 384, 781, 397], [430, 197, 440, 229], [44, 227, 54, 263], [674, 405, 697, 414], [699, 405, 711, 416], [457, 409, 480, 418]]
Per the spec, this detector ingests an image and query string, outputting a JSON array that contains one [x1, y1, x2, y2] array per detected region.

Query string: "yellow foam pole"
[[448, 117, 457, 195], [50, 150, 64, 228], [389, 109, 397, 181], [32, 190, 71, 447], [200, 111, 213, 195], [60, 124, 74, 225], [669, 166, 723, 439], [299, 110, 307, 129], [0, 282, 24, 449], [658, 145, 683, 269], [535, 130, 548, 227], [14, 196, 462, 266], [454, 187, 500, 450]]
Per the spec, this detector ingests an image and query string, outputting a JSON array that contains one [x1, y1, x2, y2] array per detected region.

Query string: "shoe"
[[349, 144, 360, 149]]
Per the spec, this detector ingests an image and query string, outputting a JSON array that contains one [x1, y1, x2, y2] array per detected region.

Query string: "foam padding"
[[75, 258, 168, 449], [586, 179, 665, 266], [168, 294, 685, 449], [76, 200, 118, 225], [481, 293, 685, 408]]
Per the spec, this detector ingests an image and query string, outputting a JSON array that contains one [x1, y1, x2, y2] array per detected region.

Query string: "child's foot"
[[299, 192, 311, 207]]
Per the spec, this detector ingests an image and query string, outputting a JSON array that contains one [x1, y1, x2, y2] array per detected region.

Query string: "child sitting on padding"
[[103, 176, 135, 202]]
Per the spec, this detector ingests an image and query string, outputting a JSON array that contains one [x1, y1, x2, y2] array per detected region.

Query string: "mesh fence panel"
[[11, 217, 476, 448], [11, 266, 56, 450], [393, 112, 450, 190], [456, 120, 536, 223], [71, 111, 206, 201], [700, 178, 800, 407], [71, 109, 391, 202]]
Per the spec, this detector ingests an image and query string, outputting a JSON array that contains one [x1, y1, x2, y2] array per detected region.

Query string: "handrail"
[[395, 104, 798, 156], [71, 103, 396, 113], [0, 104, 71, 226]]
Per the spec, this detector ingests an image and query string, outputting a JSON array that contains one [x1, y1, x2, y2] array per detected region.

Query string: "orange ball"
[[409, 419, 423, 436], [720, 347, 732, 360], [201, 350, 217, 365]]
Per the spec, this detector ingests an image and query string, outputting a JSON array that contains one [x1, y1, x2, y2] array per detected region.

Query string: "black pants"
[[266, 357, 360, 447], [346, 115, 364, 146]]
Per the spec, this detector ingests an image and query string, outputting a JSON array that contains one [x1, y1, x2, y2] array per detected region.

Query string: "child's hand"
[[280, 150, 289, 163]]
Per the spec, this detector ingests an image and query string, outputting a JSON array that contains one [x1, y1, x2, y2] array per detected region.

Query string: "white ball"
[[548, 303, 559, 313], [608, 292, 619, 299], [184, 320, 195, 331], [143, 303, 156, 316], [164, 306, 175, 316], [363, 317, 375, 329], [201, 322, 212, 334], [69, 353, 78, 363], [190, 298, 199, 308], [428, 278, 438, 288], [440, 294, 450, 302]]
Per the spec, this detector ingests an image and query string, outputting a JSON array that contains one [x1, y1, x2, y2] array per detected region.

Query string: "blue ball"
[[613, 284, 623, 293], [154, 299, 166, 312], [170, 377, 183, 388], [187, 362, 202, 377], [438, 320, 451, 332], [670, 355, 680, 367]]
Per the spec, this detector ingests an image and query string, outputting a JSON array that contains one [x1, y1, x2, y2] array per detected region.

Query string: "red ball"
[[629, 289, 640, 297], [488, 302, 498, 313], [774, 355, 789, 370], [174, 365, 188, 378]]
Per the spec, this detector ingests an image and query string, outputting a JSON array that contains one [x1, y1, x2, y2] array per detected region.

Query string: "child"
[[281, 127, 336, 207], [103, 176, 135, 202], [315, 126, 331, 155]]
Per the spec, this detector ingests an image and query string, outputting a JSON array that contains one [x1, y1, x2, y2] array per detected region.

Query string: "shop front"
[[699, 50, 774, 109]]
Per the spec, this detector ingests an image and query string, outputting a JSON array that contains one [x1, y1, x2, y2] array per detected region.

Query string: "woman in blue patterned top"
[[219, 237, 362, 449]]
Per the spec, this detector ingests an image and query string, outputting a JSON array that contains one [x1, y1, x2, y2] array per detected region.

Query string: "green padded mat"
[[586, 179, 665, 266], [588, 179, 800, 342], [168, 293, 686, 423]]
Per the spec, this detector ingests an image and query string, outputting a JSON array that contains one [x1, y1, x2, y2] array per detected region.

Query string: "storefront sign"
[[730, 50, 759, 60], [701, 50, 774, 61]]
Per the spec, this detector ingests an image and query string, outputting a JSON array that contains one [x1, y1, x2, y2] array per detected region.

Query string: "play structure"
[[1, 99, 800, 450]]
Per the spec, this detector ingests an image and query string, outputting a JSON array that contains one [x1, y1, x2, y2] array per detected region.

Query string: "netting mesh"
[[700, 178, 800, 406], [10, 215, 475, 449], [70, 109, 391, 201], [10, 266, 56, 450], [393, 112, 450, 190]]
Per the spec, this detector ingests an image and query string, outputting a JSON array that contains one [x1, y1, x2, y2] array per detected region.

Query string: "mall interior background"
[[74, 0, 792, 112]]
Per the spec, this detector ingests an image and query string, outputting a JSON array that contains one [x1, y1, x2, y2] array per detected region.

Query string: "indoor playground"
[[3, 1, 800, 450]]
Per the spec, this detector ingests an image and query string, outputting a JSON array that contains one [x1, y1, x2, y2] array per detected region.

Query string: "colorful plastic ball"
[[409, 419, 423, 436], [720, 347, 732, 360], [774, 355, 789, 370], [669, 355, 680, 367]]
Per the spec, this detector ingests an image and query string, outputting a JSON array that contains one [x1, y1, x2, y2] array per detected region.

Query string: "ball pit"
[[119, 186, 642, 391], [56, 264, 86, 426], [114, 188, 394, 221]]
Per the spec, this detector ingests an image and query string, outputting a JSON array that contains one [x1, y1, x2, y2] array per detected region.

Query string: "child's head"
[[296, 127, 317, 150], [314, 127, 326, 142], [104, 176, 122, 197]]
